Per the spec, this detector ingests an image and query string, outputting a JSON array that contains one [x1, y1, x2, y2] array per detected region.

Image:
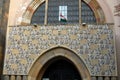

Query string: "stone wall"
[[0, 0, 4, 76], [3, 24, 117, 77], [0, 0, 10, 79], [0, 0, 3, 25]]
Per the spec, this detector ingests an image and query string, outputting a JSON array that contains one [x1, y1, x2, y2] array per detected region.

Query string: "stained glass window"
[[81, 1, 96, 23], [31, 0, 96, 25], [31, 3, 45, 24]]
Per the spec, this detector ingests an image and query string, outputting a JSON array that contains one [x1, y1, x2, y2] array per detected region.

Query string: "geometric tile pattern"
[[3, 25, 117, 76]]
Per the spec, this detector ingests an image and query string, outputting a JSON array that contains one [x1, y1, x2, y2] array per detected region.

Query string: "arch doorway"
[[41, 57, 82, 80], [28, 47, 91, 80]]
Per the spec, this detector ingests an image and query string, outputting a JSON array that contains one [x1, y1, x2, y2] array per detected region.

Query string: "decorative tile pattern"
[[3, 25, 117, 76]]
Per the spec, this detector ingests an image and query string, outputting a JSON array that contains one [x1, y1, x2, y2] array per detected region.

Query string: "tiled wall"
[[3, 24, 117, 76]]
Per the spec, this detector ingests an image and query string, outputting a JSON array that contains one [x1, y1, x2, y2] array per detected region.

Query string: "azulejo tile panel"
[[3, 25, 117, 76]]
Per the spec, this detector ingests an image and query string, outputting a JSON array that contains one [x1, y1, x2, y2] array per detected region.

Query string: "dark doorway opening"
[[42, 59, 82, 80]]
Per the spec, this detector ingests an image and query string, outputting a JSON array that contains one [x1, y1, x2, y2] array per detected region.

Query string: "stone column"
[[111, 77, 117, 80], [11, 76, 16, 80], [0, 0, 10, 79], [3, 75, 10, 80], [0, 0, 4, 79], [16, 76, 22, 80], [104, 77, 110, 80], [98, 77, 103, 80], [91, 77, 97, 80], [23, 75, 28, 80]]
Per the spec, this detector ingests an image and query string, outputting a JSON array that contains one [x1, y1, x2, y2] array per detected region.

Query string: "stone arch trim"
[[21, 0, 45, 25], [21, 0, 106, 25], [28, 47, 91, 80], [85, 0, 106, 23]]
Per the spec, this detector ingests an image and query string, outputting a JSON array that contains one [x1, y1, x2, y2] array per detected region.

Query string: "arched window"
[[31, 3, 45, 24], [31, 0, 96, 25]]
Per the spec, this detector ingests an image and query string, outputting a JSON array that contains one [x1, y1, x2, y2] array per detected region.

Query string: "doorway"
[[42, 59, 82, 80], [28, 47, 91, 80]]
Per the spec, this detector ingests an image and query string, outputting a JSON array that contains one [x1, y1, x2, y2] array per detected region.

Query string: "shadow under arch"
[[28, 47, 91, 80], [21, 0, 106, 25]]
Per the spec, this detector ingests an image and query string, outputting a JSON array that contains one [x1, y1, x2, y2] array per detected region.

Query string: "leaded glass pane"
[[31, 3, 45, 24], [31, 0, 96, 25], [81, 1, 96, 24], [48, 0, 79, 24]]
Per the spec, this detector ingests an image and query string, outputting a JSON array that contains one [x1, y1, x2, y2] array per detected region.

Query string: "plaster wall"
[[8, 0, 32, 26]]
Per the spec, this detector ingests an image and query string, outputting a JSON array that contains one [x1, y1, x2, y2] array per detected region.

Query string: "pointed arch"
[[21, 0, 106, 25], [28, 47, 91, 80]]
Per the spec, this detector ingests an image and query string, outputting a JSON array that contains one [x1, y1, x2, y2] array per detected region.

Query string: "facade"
[[0, 0, 120, 80]]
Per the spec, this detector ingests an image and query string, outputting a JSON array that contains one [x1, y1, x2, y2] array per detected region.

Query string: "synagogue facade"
[[0, 0, 120, 80]]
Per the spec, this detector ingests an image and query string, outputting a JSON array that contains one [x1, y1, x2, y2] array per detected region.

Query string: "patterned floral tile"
[[3, 25, 117, 76]]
